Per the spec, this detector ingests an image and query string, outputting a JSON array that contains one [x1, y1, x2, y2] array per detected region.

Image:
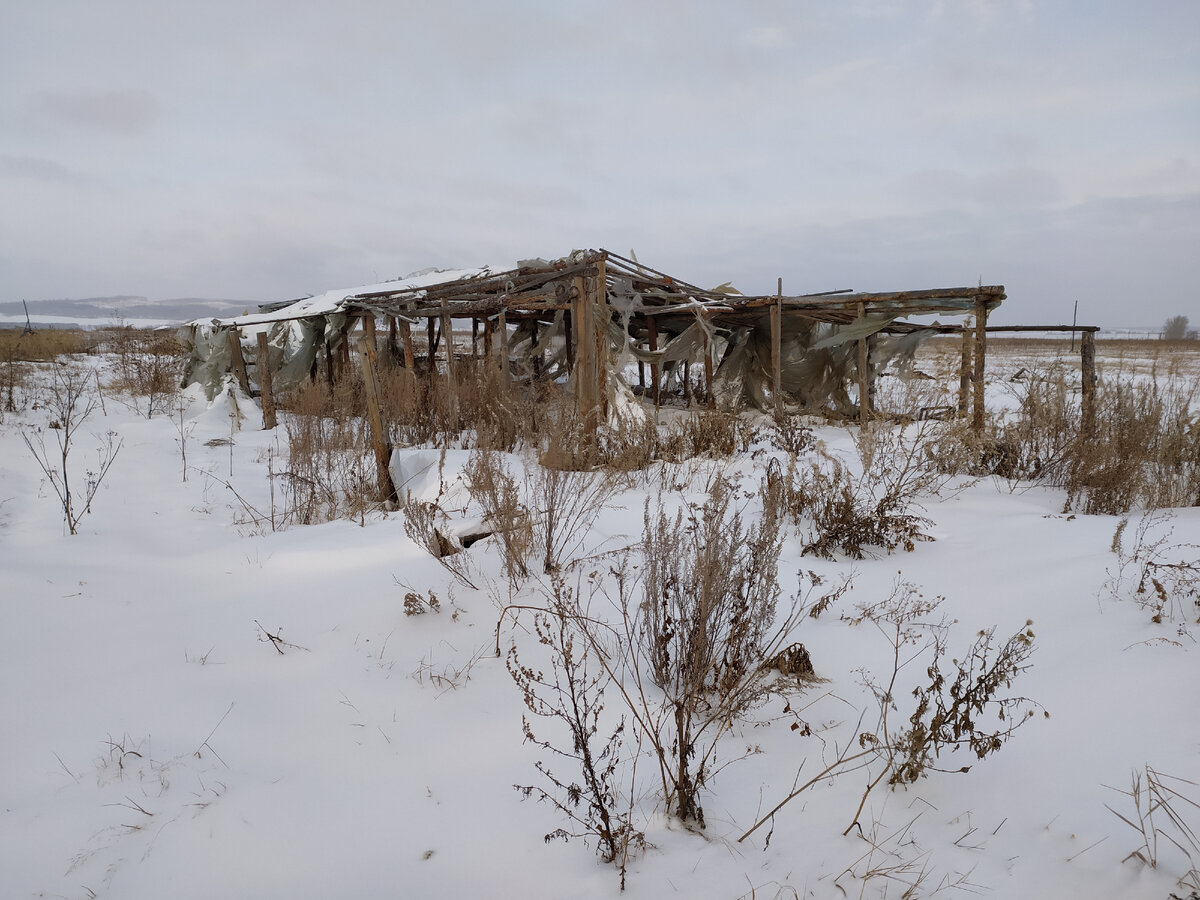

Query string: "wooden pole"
[[564, 310, 575, 374], [426, 316, 437, 364], [958, 325, 972, 417], [498, 308, 509, 381], [771, 277, 783, 419], [573, 275, 597, 429], [857, 301, 870, 428], [594, 258, 608, 422], [972, 299, 988, 435], [1081, 330, 1097, 437], [256, 331, 276, 430], [441, 298, 455, 386], [648, 315, 660, 408], [357, 330, 397, 503], [400, 316, 416, 372], [386, 316, 398, 363], [324, 338, 334, 389], [702, 315, 715, 409], [228, 329, 252, 396]]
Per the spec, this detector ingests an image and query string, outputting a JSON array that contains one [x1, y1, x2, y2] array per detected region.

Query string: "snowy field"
[[2, 340, 1198, 900]]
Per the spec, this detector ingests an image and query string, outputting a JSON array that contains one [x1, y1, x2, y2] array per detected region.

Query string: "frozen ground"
[[1, 345, 1197, 899]]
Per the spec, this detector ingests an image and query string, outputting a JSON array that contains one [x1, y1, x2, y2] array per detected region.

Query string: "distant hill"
[[0, 296, 260, 326]]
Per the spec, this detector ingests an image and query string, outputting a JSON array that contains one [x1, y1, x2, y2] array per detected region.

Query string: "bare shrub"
[[105, 326, 182, 418], [22, 364, 122, 534], [277, 405, 373, 526], [401, 494, 479, 590], [784, 446, 934, 560], [1106, 512, 1200, 629], [633, 478, 787, 825], [464, 449, 533, 584], [740, 580, 1042, 845], [508, 575, 644, 885], [1105, 765, 1200, 887]]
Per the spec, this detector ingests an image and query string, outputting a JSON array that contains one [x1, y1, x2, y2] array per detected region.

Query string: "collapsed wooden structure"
[[180, 248, 1099, 499]]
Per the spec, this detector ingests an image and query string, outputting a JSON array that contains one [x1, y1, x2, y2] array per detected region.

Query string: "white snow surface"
[[1, 356, 1198, 900]]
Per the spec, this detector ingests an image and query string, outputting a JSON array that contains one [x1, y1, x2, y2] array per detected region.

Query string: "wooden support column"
[[564, 310, 575, 374], [256, 332, 276, 430], [483, 316, 493, 368], [228, 329, 252, 396], [386, 316, 398, 363], [958, 325, 972, 416], [1081, 330, 1097, 437], [702, 315, 715, 410], [857, 301, 870, 429], [426, 316, 438, 364], [594, 259, 609, 422], [324, 338, 334, 389], [771, 278, 783, 419], [972, 299, 989, 435], [356, 330, 397, 503], [400, 316, 416, 372], [472, 318, 480, 359], [647, 315, 660, 408], [572, 275, 598, 428], [440, 299, 455, 386], [498, 309, 509, 382]]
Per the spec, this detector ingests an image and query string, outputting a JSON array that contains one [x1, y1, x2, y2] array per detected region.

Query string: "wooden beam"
[[256, 331, 276, 430]]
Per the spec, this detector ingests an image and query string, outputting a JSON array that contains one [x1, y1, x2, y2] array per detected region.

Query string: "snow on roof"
[[206, 262, 520, 327]]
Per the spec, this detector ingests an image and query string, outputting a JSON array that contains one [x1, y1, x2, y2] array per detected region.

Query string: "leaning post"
[[228, 328, 252, 396]]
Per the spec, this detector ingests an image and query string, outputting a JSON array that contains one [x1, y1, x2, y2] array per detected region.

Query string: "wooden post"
[[702, 314, 715, 409], [573, 275, 598, 428], [356, 331, 397, 503], [594, 259, 608, 422], [564, 310, 575, 374], [386, 316, 398, 363], [228, 329, 252, 395], [771, 278, 783, 419], [1081, 330, 1097, 437], [648, 315, 659, 408], [400, 316, 415, 372], [483, 316, 493, 368], [472, 318, 480, 359], [256, 331, 276, 430], [857, 301, 870, 428], [958, 324, 972, 416], [426, 316, 438, 364], [323, 338, 334, 389], [972, 298, 988, 434], [498, 309, 509, 381], [441, 298, 455, 386]]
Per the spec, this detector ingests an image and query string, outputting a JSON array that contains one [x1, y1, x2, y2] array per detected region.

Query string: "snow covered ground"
[[1, 345, 1197, 899]]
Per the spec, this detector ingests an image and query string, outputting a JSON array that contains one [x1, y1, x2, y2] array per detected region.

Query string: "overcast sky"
[[2, 1, 1196, 326]]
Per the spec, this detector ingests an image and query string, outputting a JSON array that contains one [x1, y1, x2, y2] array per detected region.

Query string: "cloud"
[[0, 154, 93, 187], [742, 26, 791, 48], [27, 90, 160, 135]]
